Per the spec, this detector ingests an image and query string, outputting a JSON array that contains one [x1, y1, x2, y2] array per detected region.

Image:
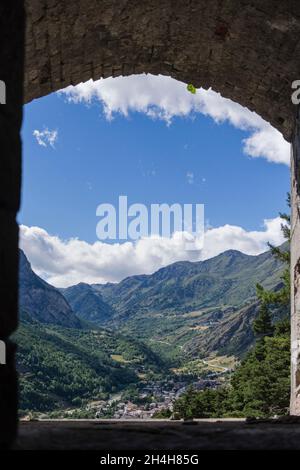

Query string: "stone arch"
[[24, 0, 300, 139], [1, 0, 300, 448]]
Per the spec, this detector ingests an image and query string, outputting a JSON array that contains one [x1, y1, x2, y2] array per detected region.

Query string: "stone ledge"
[[13, 419, 300, 450]]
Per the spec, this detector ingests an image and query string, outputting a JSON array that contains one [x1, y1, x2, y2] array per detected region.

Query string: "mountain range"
[[17, 245, 287, 415], [19, 246, 286, 359], [93, 248, 284, 320]]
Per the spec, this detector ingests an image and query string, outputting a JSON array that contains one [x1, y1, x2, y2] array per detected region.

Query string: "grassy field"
[[110, 354, 130, 363]]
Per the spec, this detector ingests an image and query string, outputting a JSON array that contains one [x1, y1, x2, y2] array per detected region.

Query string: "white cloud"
[[186, 171, 194, 185], [20, 218, 284, 288], [243, 127, 290, 165], [60, 74, 290, 165], [201, 217, 284, 260], [33, 128, 58, 148]]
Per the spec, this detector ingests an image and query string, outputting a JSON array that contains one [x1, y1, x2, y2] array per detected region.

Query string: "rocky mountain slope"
[[19, 250, 81, 328], [61, 246, 286, 358], [60, 283, 115, 325], [92, 249, 284, 320]]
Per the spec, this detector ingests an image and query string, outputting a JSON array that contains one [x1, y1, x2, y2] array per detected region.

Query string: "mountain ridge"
[[89, 246, 285, 321], [59, 245, 286, 358], [19, 249, 81, 328], [19, 244, 287, 359]]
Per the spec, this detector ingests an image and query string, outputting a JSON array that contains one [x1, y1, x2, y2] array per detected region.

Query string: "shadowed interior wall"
[[0, 1, 24, 448], [23, 0, 300, 416], [291, 107, 300, 415], [1, 0, 300, 449]]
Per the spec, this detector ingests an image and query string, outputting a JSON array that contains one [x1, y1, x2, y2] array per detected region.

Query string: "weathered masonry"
[[1, 0, 300, 448], [291, 107, 300, 415]]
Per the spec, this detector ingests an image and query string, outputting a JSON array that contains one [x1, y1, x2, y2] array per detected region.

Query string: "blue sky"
[[19, 75, 290, 287]]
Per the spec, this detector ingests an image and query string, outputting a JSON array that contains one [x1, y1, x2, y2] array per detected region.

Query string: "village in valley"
[[87, 373, 224, 420]]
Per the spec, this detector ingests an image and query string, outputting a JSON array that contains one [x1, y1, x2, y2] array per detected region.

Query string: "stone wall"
[[23, 0, 300, 416], [14, 419, 300, 450], [0, 1, 24, 449], [1, 0, 300, 449], [291, 107, 300, 415]]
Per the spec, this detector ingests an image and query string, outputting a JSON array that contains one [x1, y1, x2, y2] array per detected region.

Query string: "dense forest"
[[15, 318, 165, 416]]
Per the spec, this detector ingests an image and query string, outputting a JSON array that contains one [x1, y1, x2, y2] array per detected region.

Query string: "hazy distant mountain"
[[60, 283, 115, 325], [19, 250, 81, 328]]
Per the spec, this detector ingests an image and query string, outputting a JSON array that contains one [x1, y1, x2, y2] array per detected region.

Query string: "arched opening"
[[18, 73, 290, 423], [1, 0, 300, 449]]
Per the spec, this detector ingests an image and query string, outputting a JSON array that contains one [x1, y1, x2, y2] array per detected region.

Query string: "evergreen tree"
[[255, 193, 290, 311], [253, 302, 274, 337]]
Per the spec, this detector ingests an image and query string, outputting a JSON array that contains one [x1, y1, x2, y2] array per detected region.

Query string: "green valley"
[[16, 243, 288, 419], [16, 318, 165, 417]]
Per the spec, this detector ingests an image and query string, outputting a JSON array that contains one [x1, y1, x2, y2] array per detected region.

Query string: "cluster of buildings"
[[91, 376, 222, 419], [102, 400, 170, 419]]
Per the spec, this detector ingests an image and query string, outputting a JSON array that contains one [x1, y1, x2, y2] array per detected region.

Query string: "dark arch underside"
[[24, 0, 300, 141]]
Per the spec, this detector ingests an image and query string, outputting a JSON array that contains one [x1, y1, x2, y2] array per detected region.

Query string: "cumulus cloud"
[[33, 128, 58, 148], [60, 74, 290, 165], [243, 127, 290, 165], [20, 218, 284, 288], [186, 172, 194, 185]]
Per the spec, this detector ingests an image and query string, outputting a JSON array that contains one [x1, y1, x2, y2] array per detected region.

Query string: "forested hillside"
[[15, 316, 165, 416]]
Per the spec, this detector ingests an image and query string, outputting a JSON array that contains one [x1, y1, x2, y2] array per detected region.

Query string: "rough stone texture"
[[1, 0, 300, 451], [0, 342, 18, 449], [14, 419, 300, 450], [0, 1, 24, 450], [24, 0, 300, 140], [22, 0, 300, 419]]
